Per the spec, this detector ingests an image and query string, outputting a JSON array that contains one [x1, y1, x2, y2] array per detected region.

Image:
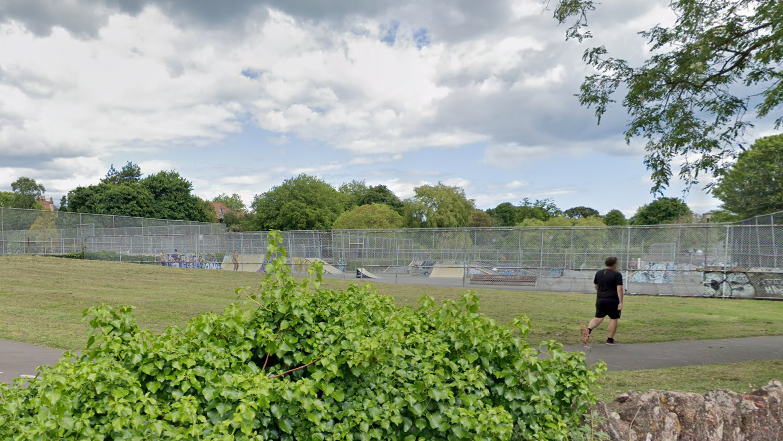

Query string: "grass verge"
[[1, 255, 782, 350], [599, 360, 783, 402]]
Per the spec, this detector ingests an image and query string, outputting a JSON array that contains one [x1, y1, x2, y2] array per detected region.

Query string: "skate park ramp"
[[429, 264, 465, 278], [306, 258, 344, 275], [357, 268, 380, 279], [221, 254, 265, 272]]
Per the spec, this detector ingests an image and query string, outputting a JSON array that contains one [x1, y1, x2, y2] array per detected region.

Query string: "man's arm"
[[617, 285, 624, 310]]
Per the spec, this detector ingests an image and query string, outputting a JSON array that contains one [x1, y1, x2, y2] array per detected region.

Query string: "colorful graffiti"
[[702, 271, 783, 299], [629, 262, 698, 284], [159, 252, 222, 270]]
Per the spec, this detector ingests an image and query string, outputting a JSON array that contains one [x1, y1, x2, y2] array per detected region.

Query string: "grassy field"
[[2, 255, 783, 399], [2, 255, 783, 350], [598, 360, 783, 402]]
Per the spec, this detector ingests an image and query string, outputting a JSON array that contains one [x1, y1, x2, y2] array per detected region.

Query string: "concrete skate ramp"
[[222, 254, 265, 272], [306, 258, 344, 275], [429, 264, 465, 278], [357, 268, 380, 279]]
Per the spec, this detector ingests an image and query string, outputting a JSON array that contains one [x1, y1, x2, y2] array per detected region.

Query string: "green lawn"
[[598, 360, 783, 402], [2, 255, 783, 399], [2, 255, 783, 350]]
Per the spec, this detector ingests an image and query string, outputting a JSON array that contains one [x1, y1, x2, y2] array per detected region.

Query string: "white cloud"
[[481, 144, 551, 168]]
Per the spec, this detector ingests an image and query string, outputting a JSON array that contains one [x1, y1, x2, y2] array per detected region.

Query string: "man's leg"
[[607, 319, 618, 339], [580, 317, 604, 344], [588, 317, 604, 330]]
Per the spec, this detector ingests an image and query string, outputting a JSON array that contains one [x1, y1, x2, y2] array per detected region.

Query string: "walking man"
[[581, 256, 624, 345]]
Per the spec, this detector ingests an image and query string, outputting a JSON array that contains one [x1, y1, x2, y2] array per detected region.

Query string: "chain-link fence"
[[2, 207, 781, 299]]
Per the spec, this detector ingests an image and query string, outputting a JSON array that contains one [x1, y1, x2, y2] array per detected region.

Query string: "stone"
[[595, 381, 783, 441]]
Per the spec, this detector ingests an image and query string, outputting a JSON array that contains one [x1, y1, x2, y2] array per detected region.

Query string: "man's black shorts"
[[595, 300, 621, 320]]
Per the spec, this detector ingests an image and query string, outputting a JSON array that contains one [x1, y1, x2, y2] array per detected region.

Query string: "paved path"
[[564, 336, 783, 371], [0, 340, 64, 384], [2, 336, 783, 384]]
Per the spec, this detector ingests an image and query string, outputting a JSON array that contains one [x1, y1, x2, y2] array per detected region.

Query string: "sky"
[[0, 0, 777, 216]]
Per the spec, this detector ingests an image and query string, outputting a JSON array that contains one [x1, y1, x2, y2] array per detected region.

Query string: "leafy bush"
[[0, 233, 603, 440]]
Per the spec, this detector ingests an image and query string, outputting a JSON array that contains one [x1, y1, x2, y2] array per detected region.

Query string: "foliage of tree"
[[467, 210, 494, 227], [214, 193, 247, 213], [62, 166, 213, 222], [252, 174, 345, 231], [604, 209, 628, 226], [0, 236, 602, 440], [517, 216, 605, 227], [563, 206, 599, 219], [0, 191, 14, 207], [66, 184, 155, 218], [28, 211, 60, 250], [551, 0, 783, 192], [102, 162, 142, 186], [141, 171, 213, 222], [338, 180, 369, 209], [333, 204, 404, 229], [11, 177, 46, 199], [362, 185, 403, 213], [487, 199, 562, 226], [631, 198, 693, 225], [8, 177, 46, 209], [712, 133, 783, 218], [404, 183, 475, 228]]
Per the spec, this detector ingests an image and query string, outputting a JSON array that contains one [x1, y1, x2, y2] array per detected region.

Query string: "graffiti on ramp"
[[357, 268, 380, 279]]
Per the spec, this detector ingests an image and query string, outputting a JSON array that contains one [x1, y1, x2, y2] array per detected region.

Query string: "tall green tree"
[[631, 198, 693, 225], [11, 177, 45, 199], [404, 183, 475, 228], [551, 0, 783, 192], [0, 191, 14, 207], [333, 204, 404, 229], [213, 193, 247, 213], [141, 171, 213, 222], [10, 177, 46, 209], [102, 162, 142, 186], [338, 180, 369, 209], [563, 206, 599, 219], [486, 202, 519, 227], [252, 174, 345, 230], [604, 209, 628, 226], [468, 210, 494, 227], [712, 134, 783, 218], [360, 185, 404, 213]]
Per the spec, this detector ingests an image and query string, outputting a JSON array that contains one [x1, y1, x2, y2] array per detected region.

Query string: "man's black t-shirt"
[[594, 269, 623, 302]]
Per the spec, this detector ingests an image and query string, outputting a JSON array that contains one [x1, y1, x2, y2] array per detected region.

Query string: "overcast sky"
[[1, 0, 774, 215]]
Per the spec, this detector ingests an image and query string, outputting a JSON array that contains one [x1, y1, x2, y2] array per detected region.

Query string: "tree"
[[333, 204, 404, 229], [11, 177, 45, 199], [213, 193, 247, 213], [551, 0, 783, 192], [360, 185, 404, 213], [102, 162, 142, 186], [631, 198, 693, 225], [486, 202, 519, 227], [487, 199, 562, 226], [338, 180, 369, 209], [0, 191, 14, 207], [62, 166, 214, 222], [28, 211, 60, 251], [252, 174, 345, 230], [404, 183, 475, 228], [604, 209, 628, 226], [141, 171, 213, 222], [712, 133, 783, 218], [564, 206, 599, 219], [9, 177, 45, 209], [468, 210, 494, 227]]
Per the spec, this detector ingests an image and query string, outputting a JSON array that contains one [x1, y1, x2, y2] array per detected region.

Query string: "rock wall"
[[596, 381, 783, 441]]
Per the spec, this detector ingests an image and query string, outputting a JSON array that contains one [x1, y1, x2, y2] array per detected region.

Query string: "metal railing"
[[1, 207, 781, 299]]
